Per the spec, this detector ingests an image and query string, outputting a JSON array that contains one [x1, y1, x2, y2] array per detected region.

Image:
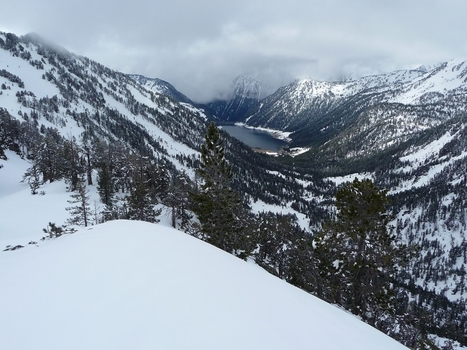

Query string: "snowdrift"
[[0, 220, 406, 349]]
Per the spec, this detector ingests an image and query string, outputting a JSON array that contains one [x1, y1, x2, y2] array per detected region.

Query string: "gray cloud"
[[2, 0, 467, 102]]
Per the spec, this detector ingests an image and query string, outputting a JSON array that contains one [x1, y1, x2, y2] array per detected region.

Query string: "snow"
[[126, 83, 154, 106], [326, 173, 373, 186], [288, 146, 310, 157], [0, 151, 99, 246], [180, 102, 208, 119], [251, 198, 310, 231], [400, 131, 456, 166], [390, 129, 467, 192], [389, 59, 467, 104], [235, 122, 292, 142], [0, 150, 407, 350], [0, 219, 407, 350], [0, 46, 60, 99]]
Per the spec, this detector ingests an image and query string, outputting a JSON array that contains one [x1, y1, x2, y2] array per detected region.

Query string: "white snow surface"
[[0, 220, 407, 350]]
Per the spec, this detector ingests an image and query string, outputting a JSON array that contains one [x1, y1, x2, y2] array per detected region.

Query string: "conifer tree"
[[66, 176, 91, 227], [97, 162, 115, 208], [62, 137, 84, 192], [80, 132, 93, 186], [164, 170, 193, 229], [254, 212, 318, 291], [125, 175, 160, 222], [23, 161, 42, 194], [125, 156, 161, 223], [191, 122, 251, 256], [255, 212, 298, 278], [153, 163, 170, 202], [314, 178, 408, 323]]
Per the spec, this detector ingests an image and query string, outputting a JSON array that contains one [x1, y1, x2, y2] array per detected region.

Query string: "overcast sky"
[[1, 0, 467, 102]]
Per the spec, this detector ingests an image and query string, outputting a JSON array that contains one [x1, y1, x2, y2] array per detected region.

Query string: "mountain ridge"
[[128, 74, 195, 105]]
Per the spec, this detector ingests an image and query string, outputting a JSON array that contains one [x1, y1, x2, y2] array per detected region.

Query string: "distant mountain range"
[[243, 60, 467, 149], [130, 73, 265, 122], [211, 60, 467, 171]]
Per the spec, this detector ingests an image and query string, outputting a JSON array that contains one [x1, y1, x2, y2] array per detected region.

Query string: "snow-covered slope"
[[0, 31, 300, 210], [128, 74, 195, 105], [0, 31, 207, 164], [0, 219, 407, 350], [0, 151, 71, 246], [242, 67, 427, 131], [388, 60, 467, 104], [0, 140, 406, 350], [245, 59, 467, 151], [2, 149, 405, 350]]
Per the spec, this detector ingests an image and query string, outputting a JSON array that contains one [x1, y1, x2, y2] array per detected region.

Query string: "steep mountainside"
[[245, 61, 466, 154], [0, 32, 303, 208], [243, 68, 425, 130]]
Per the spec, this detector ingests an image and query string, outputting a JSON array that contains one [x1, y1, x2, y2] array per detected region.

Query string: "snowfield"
[[0, 220, 407, 350]]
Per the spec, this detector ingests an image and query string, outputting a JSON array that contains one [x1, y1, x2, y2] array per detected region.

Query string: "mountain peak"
[[232, 74, 262, 100], [128, 74, 194, 104], [200, 74, 264, 122]]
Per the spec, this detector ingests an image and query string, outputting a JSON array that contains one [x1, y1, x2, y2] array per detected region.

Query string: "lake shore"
[[219, 123, 289, 152]]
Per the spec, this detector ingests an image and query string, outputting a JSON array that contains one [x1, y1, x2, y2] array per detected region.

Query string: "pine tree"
[[164, 170, 193, 229], [254, 212, 318, 291], [125, 176, 160, 222], [191, 122, 251, 256], [255, 212, 297, 278], [153, 163, 170, 202], [23, 161, 42, 194], [314, 178, 408, 323], [125, 156, 161, 223], [62, 137, 84, 192], [97, 161, 115, 208], [80, 132, 93, 186], [66, 176, 91, 227]]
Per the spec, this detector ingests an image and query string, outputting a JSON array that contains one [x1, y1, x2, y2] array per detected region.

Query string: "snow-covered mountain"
[[0, 32, 211, 156], [0, 31, 311, 217], [202, 74, 262, 121], [128, 74, 195, 105], [2, 30, 467, 348], [242, 68, 425, 130], [245, 60, 467, 152]]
